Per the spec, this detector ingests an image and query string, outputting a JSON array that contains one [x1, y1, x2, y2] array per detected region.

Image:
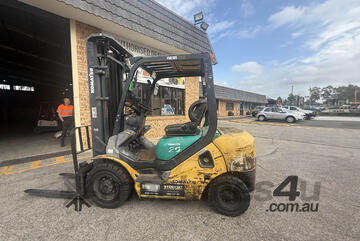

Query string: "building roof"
[[200, 84, 267, 104], [56, 0, 216, 63]]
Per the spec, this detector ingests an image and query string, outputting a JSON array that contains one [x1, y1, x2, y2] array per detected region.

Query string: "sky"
[[154, 0, 360, 99]]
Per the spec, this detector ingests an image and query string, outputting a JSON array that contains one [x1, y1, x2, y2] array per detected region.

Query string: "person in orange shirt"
[[57, 97, 74, 147]]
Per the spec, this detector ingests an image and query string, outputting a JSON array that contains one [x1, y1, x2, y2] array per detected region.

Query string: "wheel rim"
[[93, 173, 120, 202], [288, 117, 294, 123], [217, 186, 243, 211], [259, 116, 264, 121]]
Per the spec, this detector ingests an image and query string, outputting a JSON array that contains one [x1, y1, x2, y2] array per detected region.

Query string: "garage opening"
[[0, 0, 72, 164]]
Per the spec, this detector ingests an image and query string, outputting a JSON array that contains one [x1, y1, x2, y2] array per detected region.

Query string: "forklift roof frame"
[[86, 33, 217, 171]]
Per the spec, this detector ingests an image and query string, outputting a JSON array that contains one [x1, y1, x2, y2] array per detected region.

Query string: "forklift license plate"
[[141, 183, 185, 197]]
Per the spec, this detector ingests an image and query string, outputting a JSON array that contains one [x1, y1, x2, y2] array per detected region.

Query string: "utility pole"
[[355, 87, 357, 103]]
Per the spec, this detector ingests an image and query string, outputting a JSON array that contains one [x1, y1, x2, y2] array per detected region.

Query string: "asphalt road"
[[0, 120, 359, 240], [235, 115, 360, 129], [299, 116, 360, 129]]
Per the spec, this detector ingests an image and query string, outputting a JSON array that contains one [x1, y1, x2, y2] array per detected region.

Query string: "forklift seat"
[[164, 99, 207, 136]]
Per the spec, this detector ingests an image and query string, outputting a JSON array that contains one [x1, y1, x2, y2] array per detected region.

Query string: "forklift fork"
[[24, 126, 92, 212]]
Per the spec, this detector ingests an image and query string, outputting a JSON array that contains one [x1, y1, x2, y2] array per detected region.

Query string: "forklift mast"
[[86, 34, 132, 156]]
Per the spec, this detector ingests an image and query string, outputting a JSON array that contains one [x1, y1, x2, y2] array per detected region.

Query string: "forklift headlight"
[[230, 155, 255, 171]]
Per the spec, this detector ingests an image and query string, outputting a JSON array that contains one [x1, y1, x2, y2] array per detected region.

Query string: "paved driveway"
[[0, 120, 359, 240]]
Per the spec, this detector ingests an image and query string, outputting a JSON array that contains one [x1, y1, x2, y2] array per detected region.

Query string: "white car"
[[282, 106, 316, 119], [257, 107, 305, 123]]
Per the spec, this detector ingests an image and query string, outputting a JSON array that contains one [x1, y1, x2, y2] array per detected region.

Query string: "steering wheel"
[[125, 102, 151, 113], [137, 102, 152, 112]]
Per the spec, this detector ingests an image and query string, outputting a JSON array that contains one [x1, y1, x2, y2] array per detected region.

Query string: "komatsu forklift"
[[26, 34, 256, 216]]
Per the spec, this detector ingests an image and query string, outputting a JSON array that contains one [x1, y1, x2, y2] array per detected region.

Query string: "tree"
[[287, 93, 295, 105], [334, 84, 360, 104], [321, 85, 335, 103], [309, 87, 321, 104]]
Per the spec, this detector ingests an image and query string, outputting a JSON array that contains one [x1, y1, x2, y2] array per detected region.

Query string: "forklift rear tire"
[[208, 175, 250, 217], [86, 161, 132, 209]]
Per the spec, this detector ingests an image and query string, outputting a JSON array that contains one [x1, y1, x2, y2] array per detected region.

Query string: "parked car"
[[304, 105, 323, 112], [251, 106, 266, 117], [282, 106, 316, 119], [256, 107, 305, 123]]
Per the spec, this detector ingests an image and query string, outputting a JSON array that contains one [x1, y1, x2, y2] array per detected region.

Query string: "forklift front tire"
[[208, 175, 250, 217], [86, 161, 132, 209]]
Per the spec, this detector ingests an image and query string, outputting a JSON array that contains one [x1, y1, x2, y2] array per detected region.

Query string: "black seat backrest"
[[188, 99, 207, 126]]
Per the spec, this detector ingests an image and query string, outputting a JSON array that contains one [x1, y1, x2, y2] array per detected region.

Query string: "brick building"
[[200, 84, 267, 117]]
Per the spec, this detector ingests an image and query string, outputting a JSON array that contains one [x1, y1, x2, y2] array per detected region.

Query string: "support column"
[[69, 19, 81, 127]]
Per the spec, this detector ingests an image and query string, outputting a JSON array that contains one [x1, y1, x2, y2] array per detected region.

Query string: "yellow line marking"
[[229, 119, 292, 127], [0, 155, 92, 177], [55, 156, 70, 164], [29, 160, 42, 169], [0, 165, 14, 176]]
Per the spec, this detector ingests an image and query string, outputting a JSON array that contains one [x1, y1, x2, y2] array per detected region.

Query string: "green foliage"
[[309, 87, 321, 104], [311, 84, 360, 104], [335, 85, 359, 103]]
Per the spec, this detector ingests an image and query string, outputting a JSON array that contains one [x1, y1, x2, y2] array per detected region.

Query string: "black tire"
[[86, 161, 132, 209], [258, 115, 266, 121], [286, 116, 296, 123], [208, 175, 250, 217]]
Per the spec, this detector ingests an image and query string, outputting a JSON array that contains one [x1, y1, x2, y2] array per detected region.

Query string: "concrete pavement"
[[0, 120, 359, 240]]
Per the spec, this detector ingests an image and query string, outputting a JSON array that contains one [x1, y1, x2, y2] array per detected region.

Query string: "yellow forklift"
[[25, 34, 256, 216]]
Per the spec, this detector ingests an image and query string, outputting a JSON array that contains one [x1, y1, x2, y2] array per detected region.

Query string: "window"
[[226, 102, 234, 111], [132, 83, 185, 116], [290, 107, 297, 111], [0, 84, 10, 90], [263, 107, 271, 112], [271, 107, 282, 112]]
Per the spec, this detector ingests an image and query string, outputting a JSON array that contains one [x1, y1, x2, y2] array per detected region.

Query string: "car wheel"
[[86, 161, 132, 209], [208, 175, 250, 217], [258, 115, 266, 121], [286, 116, 296, 123]]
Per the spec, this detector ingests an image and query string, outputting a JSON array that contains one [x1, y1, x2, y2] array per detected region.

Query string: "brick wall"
[[74, 21, 199, 139], [217, 99, 248, 117], [75, 21, 99, 126]]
